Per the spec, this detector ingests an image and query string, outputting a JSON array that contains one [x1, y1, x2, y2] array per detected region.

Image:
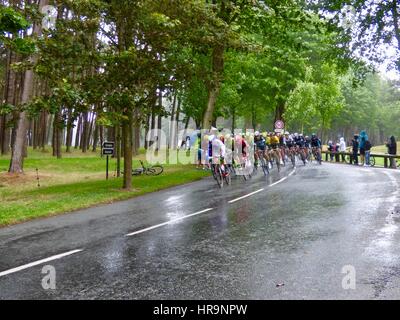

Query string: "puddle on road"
[[364, 171, 400, 264]]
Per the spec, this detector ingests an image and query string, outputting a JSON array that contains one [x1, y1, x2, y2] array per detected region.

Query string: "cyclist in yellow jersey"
[[266, 134, 272, 146], [269, 132, 281, 171]]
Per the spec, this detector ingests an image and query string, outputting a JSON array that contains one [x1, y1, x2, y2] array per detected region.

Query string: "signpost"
[[274, 120, 285, 133], [102, 142, 115, 180]]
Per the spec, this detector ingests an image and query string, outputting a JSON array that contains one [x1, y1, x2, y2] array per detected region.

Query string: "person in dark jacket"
[[386, 136, 397, 169], [359, 130, 368, 165], [351, 135, 359, 165]]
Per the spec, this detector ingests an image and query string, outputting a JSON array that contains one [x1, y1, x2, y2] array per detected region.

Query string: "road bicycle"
[[210, 157, 231, 188], [311, 147, 322, 165], [287, 147, 297, 168], [256, 150, 269, 176], [269, 147, 281, 172], [132, 160, 164, 176], [344, 153, 375, 166], [233, 155, 252, 181], [295, 146, 307, 165]]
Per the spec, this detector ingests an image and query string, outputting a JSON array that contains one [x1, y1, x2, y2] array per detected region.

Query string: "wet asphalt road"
[[1, 162, 400, 300]]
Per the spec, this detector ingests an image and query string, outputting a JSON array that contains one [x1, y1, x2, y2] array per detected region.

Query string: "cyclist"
[[234, 134, 249, 164], [269, 132, 281, 169], [254, 131, 266, 166], [311, 133, 322, 164], [279, 132, 287, 164], [294, 133, 305, 163], [210, 134, 228, 176], [304, 135, 312, 161]]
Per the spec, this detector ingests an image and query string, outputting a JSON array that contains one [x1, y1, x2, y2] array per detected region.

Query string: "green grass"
[[0, 147, 209, 227]]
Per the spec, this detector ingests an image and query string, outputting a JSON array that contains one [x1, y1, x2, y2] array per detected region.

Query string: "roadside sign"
[[102, 148, 114, 156], [102, 141, 115, 149], [275, 128, 283, 133], [275, 120, 285, 130], [102, 141, 115, 180]]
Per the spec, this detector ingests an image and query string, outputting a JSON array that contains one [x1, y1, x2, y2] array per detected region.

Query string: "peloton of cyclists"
[[202, 129, 323, 178]]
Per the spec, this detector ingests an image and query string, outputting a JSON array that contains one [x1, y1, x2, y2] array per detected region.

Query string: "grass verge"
[[0, 148, 209, 227]]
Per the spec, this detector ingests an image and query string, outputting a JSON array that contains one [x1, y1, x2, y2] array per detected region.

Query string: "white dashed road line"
[[0, 249, 83, 278], [229, 168, 296, 203], [228, 189, 265, 204], [125, 208, 214, 237]]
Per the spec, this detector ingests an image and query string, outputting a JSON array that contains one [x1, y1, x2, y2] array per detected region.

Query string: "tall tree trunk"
[[92, 122, 99, 152], [99, 125, 104, 149], [87, 112, 95, 149], [156, 92, 162, 151], [81, 112, 89, 152], [174, 98, 181, 150], [75, 114, 82, 149], [144, 114, 150, 150], [65, 108, 74, 153], [134, 125, 140, 155], [202, 45, 224, 129], [168, 92, 177, 149], [231, 106, 236, 133], [115, 125, 121, 177], [274, 102, 285, 123], [1, 48, 16, 155], [9, 0, 48, 173], [122, 112, 133, 190], [52, 110, 62, 158]]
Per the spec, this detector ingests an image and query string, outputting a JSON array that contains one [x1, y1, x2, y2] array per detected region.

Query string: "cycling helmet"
[[255, 131, 260, 136]]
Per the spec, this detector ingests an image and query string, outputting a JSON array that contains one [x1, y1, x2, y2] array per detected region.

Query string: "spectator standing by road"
[[386, 136, 397, 169], [339, 137, 346, 162], [351, 135, 359, 165], [359, 130, 368, 165], [335, 142, 340, 162], [327, 141, 335, 161]]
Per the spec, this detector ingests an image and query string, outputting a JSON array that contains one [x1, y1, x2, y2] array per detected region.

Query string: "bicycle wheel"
[[299, 151, 305, 165], [228, 164, 236, 177], [215, 166, 224, 188], [290, 154, 296, 168], [369, 156, 376, 167], [149, 165, 163, 175], [275, 155, 281, 172], [281, 151, 286, 167], [211, 164, 217, 180], [259, 157, 269, 176], [132, 169, 143, 176], [223, 170, 231, 185], [344, 155, 351, 164]]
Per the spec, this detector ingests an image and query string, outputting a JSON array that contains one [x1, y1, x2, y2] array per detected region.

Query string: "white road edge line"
[[228, 189, 265, 204], [0, 249, 83, 278], [269, 168, 296, 187], [125, 208, 214, 237]]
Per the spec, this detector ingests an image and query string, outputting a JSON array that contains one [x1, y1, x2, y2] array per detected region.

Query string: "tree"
[[313, 0, 400, 72], [9, 0, 49, 173]]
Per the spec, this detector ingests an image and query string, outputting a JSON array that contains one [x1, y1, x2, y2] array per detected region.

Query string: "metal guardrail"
[[321, 151, 400, 168]]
